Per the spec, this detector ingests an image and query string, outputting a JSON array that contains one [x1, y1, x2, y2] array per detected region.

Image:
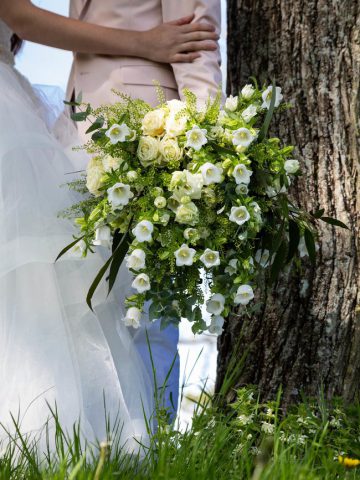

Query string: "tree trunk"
[[216, 0, 360, 405]]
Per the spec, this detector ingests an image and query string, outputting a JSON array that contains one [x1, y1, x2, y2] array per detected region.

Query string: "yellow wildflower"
[[338, 456, 360, 468]]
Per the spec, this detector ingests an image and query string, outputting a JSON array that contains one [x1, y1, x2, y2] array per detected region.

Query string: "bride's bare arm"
[[0, 0, 218, 63]]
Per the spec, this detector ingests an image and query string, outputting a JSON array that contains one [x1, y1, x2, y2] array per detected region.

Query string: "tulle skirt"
[[0, 62, 153, 453]]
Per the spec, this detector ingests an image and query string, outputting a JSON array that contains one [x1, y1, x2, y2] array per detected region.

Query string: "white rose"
[[154, 196, 167, 209], [234, 284, 254, 305], [169, 171, 204, 200], [159, 137, 183, 163], [166, 99, 187, 115], [200, 248, 221, 268], [255, 249, 270, 268], [123, 307, 141, 329], [174, 244, 196, 266], [241, 104, 257, 123], [225, 95, 238, 112], [199, 162, 223, 185], [137, 136, 160, 167], [208, 315, 225, 335], [107, 183, 134, 208], [126, 249, 146, 271], [261, 86, 283, 109], [206, 293, 225, 315], [105, 123, 131, 144], [232, 128, 256, 148], [284, 159, 300, 174], [175, 201, 199, 226], [141, 108, 166, 136], [185, 125, 208, 151], [71, 239, 86, 258], [132, 273, 151, 293], [233, 164, 253, 185], [229, 206, 251, 225], [86, 157, 105, 196], [102, 154, 124, 172], [93, 226, 111, 248], [126, 171, 138, 182], [165, 112, 188, 137], [241, 84, 255, 99], [132, 220, 154, 243], [235, 184, 249, 195], [224, 258, 238, 275]]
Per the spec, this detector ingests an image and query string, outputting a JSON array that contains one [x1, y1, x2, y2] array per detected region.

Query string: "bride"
[[0, 1, 217, 452]]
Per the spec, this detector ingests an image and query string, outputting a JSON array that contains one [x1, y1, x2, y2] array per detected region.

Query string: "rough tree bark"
[[216, 0, 360, 404]]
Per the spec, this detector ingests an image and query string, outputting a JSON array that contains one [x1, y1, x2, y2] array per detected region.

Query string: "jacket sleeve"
[[161, 0, 223, 101]]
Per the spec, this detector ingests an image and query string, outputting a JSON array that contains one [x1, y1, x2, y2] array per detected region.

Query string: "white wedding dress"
[[0, 21, 153, 453]]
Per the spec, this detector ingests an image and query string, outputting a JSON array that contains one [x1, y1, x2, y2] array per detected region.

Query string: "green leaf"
[[211, 142, 238, 157], [55, 235, 85, 262], [320, 217, 349, 230], [311, 208, 325, 219], [258, 79, 277, 142], [91, 130, 105, 142], [304, 228, 316, 264], [71, 111, 89, 122], [85, 117, 104, 134], [149, 302, 162, 322], [107, 231, 130, 296], [86, 254, 114, 311], [270, 241, 288, 283], [287, 219, 300, 263]]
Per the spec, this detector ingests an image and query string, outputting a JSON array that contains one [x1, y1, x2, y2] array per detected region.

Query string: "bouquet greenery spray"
[[59, 82, 346, 334]]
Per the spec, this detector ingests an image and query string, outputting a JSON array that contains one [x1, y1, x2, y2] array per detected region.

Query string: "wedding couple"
[[0, 0, 222, 451]]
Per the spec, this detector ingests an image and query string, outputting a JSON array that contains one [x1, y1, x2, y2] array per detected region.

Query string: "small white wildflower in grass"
[[105, 123, 131, 144], [132, 273, 151, 293], [200, 249, 220, 268], [93, 226, 111, 248], [284, 159, 300, 174], [174, 244, 196, 266], [261, 421, 275, 435], [199, 162, 223, 185], [206, 293, 226, 315], [232, 128, 256, 148], [261, 86, 283, 109], [237, 414, 254, 426], [234, 285, 254, 305], [132, 220, 154, 243], [123, 307, 141, 328], [107, 183, 134, 208], [233, 164, 253, 185], [126, 249, 146, 271], [241, 84, 255, 99], [229, 206, 251, 225], [185, 125, 208, 151], [225, 95, 238, 111]]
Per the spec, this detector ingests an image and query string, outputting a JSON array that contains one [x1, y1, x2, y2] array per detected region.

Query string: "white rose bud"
[[229, 206, 251, 225], [131, 273, 151, 293], [235, 184, 249, 195], [183, 228, 200, 242], [159, 137, 183, 163], [284, 159, 300, 174], [234, 285, 255, 305], [174, 244, 196, 266], [123, 307, 142, 329], [141, 108, 166, 136], [132, 220, 154, 243], [206, 293, 225, 315], [105, 123, 131, 144], [126, 170, 138, 182], [137, 136, 160, 167], [175, 201, 199, 226], [154, 196, 167, 209], [225, 94, 238, 112], [126, 249, 146, 271]]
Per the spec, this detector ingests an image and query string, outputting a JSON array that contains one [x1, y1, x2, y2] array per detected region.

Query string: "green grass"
[[1, 387, 360, 479]]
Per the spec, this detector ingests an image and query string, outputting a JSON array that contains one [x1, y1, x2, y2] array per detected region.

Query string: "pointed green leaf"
[[55, 235, 86, 262], [304, 228, 316, 264], [107, 231, 130, 295], [86, 254, 114, 311], [287, 219, 300, 263], [270, 241, 288, 283], [320, 217, 349, 230], [85, 117, 104, 134]]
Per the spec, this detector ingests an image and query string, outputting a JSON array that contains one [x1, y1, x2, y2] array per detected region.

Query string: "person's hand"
[[141, 14, 219, 63]]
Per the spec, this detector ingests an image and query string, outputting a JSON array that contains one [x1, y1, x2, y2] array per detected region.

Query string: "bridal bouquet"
[[59, 83, 343, 334]]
